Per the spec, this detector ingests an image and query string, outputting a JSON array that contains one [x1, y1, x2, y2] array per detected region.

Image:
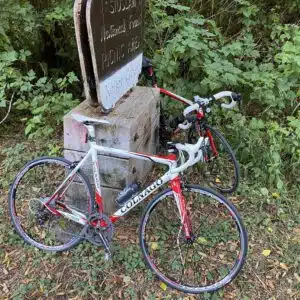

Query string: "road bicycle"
[[9, 104, 247, 294], [142, 57, 241, 193]]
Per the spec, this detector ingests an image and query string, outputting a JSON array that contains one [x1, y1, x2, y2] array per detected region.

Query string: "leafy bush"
[[0, 0, 299, 193], [0, 0, 79, 137], [42, 0, 78, 74], [0, 0, 40, 53], [14, 71, 80, 138], [144, 0, 300, 190]]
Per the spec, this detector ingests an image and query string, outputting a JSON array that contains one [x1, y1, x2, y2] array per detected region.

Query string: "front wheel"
[[139, 185, 247, 294]]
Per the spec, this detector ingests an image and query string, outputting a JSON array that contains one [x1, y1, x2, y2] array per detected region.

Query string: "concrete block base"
[[63, 86, 160, 213]]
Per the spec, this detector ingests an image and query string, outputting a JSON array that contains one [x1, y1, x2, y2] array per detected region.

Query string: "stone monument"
[[65, 0, 160, 213]]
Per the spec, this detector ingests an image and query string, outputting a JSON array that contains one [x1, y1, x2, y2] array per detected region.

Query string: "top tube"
[[159, 88, 193, 106]]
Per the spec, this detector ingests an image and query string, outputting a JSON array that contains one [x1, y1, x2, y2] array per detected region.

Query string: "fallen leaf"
[[262, 249, 271, 257], [280, 263, 289, 271], [294, 273, 300, 283], [267, 280, 275, 289], [198, 251, 207, 257], [24, 267, 31, 276], [123, 276, 131, 284], [272, 192, 280, 199], [2, 283, 9, 294], [3, 253, 10, 266], [196, 237, 208, 245], [267, 227, 273, 233], [215, 178, 221, 184], [160, 281, 167, 291], [116, 235, 128, 240], [151, 242, 159, 251]]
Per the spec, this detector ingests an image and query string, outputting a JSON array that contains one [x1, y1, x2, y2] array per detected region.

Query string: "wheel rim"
[[141, 187, 246, 293], [10, 159, 92, 250]]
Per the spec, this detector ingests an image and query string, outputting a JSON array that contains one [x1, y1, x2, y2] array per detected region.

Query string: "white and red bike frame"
[[42, 115, 208, 239]]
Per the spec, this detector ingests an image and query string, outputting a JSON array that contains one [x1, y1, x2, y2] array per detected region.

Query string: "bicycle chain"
[[31, 198, 114, 246]]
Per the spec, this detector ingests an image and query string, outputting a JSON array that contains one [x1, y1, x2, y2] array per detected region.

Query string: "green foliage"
[[0, 140, 62, 189], [145, 0, 300, 191], [0, 0, 299, 193], [221, 111, 300, 190], [14, 71, 80, 138], [0, 0, 79, 137], [0, 0, 40, 52], [114, 244, 146, 272], [42, 0, 78, 74], [0, 50, 79, 137]]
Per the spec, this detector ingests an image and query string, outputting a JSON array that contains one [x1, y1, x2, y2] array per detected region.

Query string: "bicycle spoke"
[[10, 158, 93, 251], [141, 187, 246, 292]]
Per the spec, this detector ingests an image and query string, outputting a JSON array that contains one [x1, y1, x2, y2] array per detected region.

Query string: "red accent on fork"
[[197, 111, 205, 119], [169, 177, 192, 239], [148, 67, 154, 77], [96, 192, 104, 213], [206, 129, 219, 157]]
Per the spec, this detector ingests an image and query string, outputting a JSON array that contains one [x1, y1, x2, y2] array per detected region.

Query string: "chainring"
[[83, 213, 114, 246]]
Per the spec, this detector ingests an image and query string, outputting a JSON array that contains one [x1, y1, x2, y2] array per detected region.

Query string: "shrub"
[[144, 0, 300, 190]]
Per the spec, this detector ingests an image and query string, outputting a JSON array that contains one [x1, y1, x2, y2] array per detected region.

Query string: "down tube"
[[111, 174, 171, 219]]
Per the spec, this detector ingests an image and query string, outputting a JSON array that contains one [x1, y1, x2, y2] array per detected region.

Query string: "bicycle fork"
[[170, 177, 193, 240]]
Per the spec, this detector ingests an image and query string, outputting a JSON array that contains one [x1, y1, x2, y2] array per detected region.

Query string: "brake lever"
[[232, 92, 242, 110]]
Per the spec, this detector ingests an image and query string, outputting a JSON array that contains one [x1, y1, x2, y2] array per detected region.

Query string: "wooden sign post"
[[74, 0, 98, 106], [87, 0, 145, 111]]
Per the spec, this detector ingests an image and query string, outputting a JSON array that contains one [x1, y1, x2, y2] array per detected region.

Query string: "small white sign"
[[99, 54, 143, 110]]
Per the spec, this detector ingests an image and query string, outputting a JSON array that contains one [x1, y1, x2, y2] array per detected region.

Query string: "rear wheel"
[[139, 185, 247, 294], [8, 157, 94, 252]]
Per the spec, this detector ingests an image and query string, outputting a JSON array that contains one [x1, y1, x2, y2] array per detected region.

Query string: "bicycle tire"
[[190, 124, 240, 193], [139, 185, 247, 294], [8, 157, 94, 252]]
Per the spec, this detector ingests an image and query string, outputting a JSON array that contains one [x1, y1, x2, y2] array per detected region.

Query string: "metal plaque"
[[87, 0, 145, 111]]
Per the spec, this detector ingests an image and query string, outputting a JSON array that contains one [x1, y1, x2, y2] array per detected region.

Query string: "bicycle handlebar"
[[214, 91, 241, 109], [178, 91, 241, 130], [183, 103, 200, 116], [170, 137, 205, 174]]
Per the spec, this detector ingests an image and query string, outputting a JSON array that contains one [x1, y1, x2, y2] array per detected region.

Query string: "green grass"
[[0, 132, 299, 299]]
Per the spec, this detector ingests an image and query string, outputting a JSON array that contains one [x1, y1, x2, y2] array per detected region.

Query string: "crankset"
[[83, 213, 114, 247]]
